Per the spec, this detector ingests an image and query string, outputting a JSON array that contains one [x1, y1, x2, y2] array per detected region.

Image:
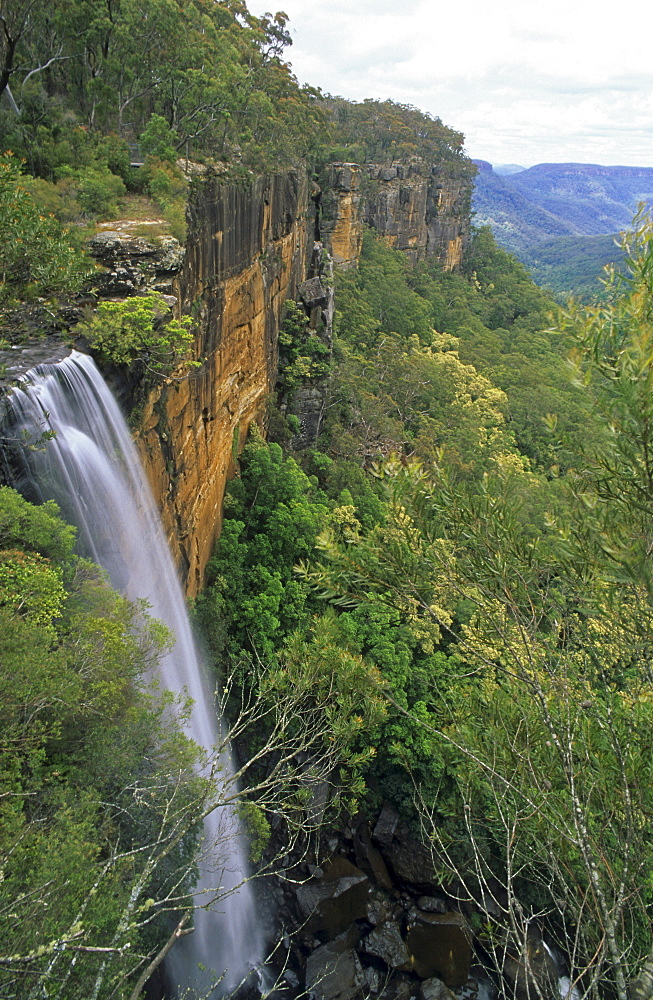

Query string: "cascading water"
[[2, 350, 263, 996]]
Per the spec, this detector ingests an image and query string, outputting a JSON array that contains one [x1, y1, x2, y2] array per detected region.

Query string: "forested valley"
[[3, 3, 653, 1000]]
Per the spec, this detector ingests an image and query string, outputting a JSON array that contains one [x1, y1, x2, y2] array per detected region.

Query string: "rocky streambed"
[[262, 805, 568, 1000]]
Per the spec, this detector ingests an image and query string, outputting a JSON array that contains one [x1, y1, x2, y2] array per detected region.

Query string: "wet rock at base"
[[366, 891, 394, 927], [373, 805, 400, 848], [417, 896, 447, 914], [296, 857, 370, 940], [377, 972, 418, 1000], [372, 806, 442, 891], [354, 823, 394, 890], [305, 940, 365, 1000], [405, 911, 472, 986], [361, 920, 411, 971]]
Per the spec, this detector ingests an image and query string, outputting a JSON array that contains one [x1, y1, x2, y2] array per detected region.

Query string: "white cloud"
[[249, 0, 653, 166]]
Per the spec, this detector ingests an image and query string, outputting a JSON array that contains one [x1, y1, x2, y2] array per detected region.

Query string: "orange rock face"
[[321, 161, 471, 271], [135, 171, 311, 596]]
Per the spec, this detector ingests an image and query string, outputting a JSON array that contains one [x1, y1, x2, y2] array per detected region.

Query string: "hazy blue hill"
[[510, 162, 653, 233], [493, 164, 526, 176], [473, 160, 653, 297], [472, 160, 578, 254]]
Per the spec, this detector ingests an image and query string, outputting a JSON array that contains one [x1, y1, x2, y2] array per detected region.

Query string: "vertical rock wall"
[[321, 161, 472, 269], [135, 171, 311, 596]]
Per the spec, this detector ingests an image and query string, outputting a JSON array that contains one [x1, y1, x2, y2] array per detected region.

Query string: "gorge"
[[0, 151, 475, 998], [5, 53, 653, 998]]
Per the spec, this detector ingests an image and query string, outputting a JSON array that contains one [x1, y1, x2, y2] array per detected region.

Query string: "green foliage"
[[72, 164, 126, 217], [262, 615, 387, 805], [78, 293, 196, 374], [299, 216, 653, 994], [141, 158, 188, 241], [0, 486, 76, 561], [277, 300, 331, 398], [325, 98, 471, 170], [0, 0, 329, 175], [335, 229, 434, 345], [237, 800, 271, 863], [139, 113, 179, 163], [521, 232, 624, 301], [196, 431, 329, 664], [0, 152, 94, 303], [331, 225, 597, 474], [0, 547, 65, 626]]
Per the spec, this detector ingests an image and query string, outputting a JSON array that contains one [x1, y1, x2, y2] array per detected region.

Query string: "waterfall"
[[2, 350, 263, 996]]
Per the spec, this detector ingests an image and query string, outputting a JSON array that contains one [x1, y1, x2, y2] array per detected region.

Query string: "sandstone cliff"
[[134, 159, 474, 594], [135, 171, 312, 596], [320, 161, 471, 269]]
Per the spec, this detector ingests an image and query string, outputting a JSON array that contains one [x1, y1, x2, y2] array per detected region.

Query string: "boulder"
[[305, 940, 365, 1000], [405, 911, 472, 986], [361, 921, 411, 971], [417, 897, 447, 914], [371, 806, 444, 892], [354, 823, 394, 889], [366, 891, 393, 927], [298, 276, 329, 310], [458, 970, 497, 1000], [376, 973, 416, 1000], [363, 965, 382, 993], [373, 806, 400, 849], [87, 233, 184, 295], [296, 857, 370, 939], [420, 978, 455, 1000]]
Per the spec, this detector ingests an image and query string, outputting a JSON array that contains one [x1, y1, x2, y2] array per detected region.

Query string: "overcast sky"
[[248, 0, 653, 168]]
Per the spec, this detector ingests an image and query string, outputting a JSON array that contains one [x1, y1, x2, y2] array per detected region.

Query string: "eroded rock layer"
[[321, 161, 471, 269]]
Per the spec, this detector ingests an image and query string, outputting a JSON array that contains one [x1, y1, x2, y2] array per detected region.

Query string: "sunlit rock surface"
[[321, 161, 471, 270]]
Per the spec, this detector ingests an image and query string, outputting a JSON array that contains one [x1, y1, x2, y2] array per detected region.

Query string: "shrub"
[[0, 153, 94, 304], [78, 293, 197, 375], [139, 115, 178, 164]]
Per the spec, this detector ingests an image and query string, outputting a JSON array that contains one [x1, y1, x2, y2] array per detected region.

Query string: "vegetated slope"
[[200, 224, 653, 995], [521, 232, 623, 300], [472, 159, 653, 296]]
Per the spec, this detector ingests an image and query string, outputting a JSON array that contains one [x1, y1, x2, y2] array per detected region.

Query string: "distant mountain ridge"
[[472, 160, 653, 297], [473, 160, 653, 252]]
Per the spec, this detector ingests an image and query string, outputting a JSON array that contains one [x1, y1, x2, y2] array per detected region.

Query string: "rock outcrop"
[[134, 157, 472, 594], [320, 161, 471, 270], [87, 232, 185, 297]]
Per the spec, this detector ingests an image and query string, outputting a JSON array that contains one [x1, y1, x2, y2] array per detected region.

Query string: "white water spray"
[[3, 351, 263, 995]]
